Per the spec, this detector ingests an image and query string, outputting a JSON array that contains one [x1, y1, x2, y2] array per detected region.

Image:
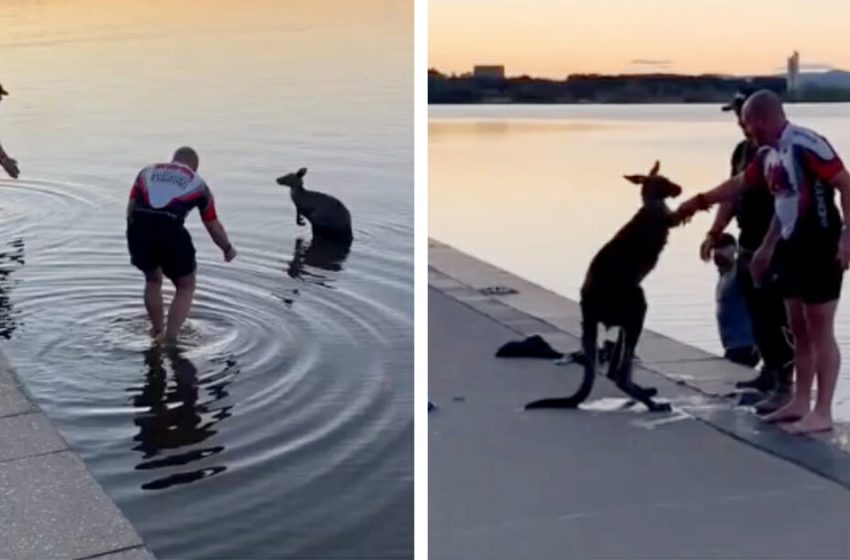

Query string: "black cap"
[[0, 84, 8, 97], [722, 86, 755, 113]]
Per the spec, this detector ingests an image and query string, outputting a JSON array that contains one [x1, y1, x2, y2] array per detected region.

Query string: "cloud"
[[630, 59, 673, 67]]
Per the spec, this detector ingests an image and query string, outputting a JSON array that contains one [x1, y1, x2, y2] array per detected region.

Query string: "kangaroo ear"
[[649, 160, 660, 176], [297, 167, 307, 178], [624, 175, 645, 185]]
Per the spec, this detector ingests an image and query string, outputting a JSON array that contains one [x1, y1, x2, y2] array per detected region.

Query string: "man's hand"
[[676, 194, 707, 224], [700, 234, 717, 262], [837, 229, 850, 270], [750, 245, 773, 287], [224, 245, 237, 262], [0, 155, 19, 179]]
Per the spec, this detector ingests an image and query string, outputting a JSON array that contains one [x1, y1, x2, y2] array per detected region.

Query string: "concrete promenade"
[[430, 239, 850, 559]]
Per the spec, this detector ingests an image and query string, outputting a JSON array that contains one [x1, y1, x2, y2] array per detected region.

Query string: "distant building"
[[787, 51, 800, 95], [473, 65, 505, 80]]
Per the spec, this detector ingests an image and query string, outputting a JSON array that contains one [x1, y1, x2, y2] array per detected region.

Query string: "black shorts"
[[127, 215, 196, 281], [774, 226, 844, 305]]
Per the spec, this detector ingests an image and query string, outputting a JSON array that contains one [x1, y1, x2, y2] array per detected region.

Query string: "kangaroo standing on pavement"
[[276, 168, 353, 242], [525, 161, 688, 413]]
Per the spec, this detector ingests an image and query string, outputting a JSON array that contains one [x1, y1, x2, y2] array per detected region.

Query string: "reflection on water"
[[0, 238, 24, 340], [130, 346, 237, 491], [286, 236, 352, 287]]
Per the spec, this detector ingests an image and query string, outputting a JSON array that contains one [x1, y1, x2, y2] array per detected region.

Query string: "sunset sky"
[[430, 0, 850, 78]]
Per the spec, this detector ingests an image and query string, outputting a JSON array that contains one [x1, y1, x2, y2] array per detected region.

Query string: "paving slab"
[[0, 452, 145, 560], [0, 412, 67, 462], [0, 347, 154, 559]]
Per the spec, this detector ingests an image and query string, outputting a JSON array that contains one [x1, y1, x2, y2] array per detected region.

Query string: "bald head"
[[742, 90, 784, 122], [740, 90, 787, 146], [172, 146, 199, 171]]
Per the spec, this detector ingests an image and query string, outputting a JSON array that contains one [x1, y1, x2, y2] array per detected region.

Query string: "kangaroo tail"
[[525, 314, 597, 410]]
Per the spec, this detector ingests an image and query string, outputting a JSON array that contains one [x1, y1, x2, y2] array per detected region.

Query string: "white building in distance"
[[787, 51, 800, 95]]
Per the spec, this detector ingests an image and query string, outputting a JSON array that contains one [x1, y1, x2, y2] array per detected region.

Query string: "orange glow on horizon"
[[430, 0, 850, 78]]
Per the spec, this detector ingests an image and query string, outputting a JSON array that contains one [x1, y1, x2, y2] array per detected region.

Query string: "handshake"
[[669, 192, 711, 226]]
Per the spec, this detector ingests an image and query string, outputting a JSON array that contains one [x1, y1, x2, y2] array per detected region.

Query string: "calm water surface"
[[1, 1, 412, 558], [430, 103, 850, 422]]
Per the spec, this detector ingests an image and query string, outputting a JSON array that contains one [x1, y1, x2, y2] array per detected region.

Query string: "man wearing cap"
[[0, 84, 20, 179], [679, 89, 850, 434], [699, 87, 794, 414]]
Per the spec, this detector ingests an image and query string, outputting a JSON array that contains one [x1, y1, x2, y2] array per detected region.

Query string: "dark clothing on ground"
[[495, 335, 564, 359]]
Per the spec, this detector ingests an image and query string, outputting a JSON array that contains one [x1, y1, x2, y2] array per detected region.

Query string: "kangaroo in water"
[[276, 168, 353, 241], [525, 161, 687, 413]]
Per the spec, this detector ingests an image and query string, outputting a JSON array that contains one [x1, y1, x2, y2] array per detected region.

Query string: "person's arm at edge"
[[0, 140, 19, 179]]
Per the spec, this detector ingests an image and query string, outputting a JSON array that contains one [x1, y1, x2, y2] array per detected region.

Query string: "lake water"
[[0, 1, 412, 558], [430, 103, 850, 422]]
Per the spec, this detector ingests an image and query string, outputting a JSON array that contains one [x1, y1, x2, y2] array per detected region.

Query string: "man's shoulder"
[[785, 123, 835, 157]]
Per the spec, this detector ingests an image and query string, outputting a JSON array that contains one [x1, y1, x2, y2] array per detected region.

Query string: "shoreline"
[[0, 348, 154, 559], [428, 238, 850, 488]]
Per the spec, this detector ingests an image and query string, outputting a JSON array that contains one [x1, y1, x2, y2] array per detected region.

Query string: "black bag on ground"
[[495, 335, 564, 359]]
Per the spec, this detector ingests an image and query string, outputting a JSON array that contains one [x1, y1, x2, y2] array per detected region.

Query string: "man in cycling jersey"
[[679, 90, 850, 435], [0, 83, 20, 179], [127, 146, 237, 344]]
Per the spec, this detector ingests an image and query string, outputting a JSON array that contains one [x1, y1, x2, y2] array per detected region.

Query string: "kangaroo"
[[276, 168, 353, 241], [525, 161, 687, 413]]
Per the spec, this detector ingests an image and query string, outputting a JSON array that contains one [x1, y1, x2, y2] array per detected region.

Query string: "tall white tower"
[[787, 51, 800, 95]]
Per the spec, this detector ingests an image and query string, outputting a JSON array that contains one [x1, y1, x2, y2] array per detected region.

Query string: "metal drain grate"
[[479, 285, 518, 296]]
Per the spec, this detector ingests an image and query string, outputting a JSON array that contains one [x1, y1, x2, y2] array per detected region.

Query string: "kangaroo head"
[[276, 167, 308, 189], [624, 160, 682, 202]]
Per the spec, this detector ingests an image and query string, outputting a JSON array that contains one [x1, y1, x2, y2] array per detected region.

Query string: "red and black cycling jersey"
[[743, 123, 844, 240], [128, 162, 217, 224]]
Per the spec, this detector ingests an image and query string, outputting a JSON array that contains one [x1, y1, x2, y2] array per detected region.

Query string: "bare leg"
[[784, 300, 838, 434], [164, 272, 196, 343], [144, 269, 164, 338], [763, 298, 812, 423]]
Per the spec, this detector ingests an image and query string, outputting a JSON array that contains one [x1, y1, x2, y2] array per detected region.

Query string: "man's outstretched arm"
[[203, 219, 237, 262], [0, 141, 19, 179], [199, 188, 236, 262]]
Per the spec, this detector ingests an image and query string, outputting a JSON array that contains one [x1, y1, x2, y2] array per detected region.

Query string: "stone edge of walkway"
[[0, 348, 156, 560], [428, 238, 850, 491]]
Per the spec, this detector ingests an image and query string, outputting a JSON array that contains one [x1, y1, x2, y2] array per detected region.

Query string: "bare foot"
[[781, 411, 833, 435], [761, 398, 809, 424], [153, 333, 177, 347]]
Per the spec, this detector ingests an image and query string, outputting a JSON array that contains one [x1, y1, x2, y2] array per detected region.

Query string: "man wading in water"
[[126, 147, 237, 344]]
